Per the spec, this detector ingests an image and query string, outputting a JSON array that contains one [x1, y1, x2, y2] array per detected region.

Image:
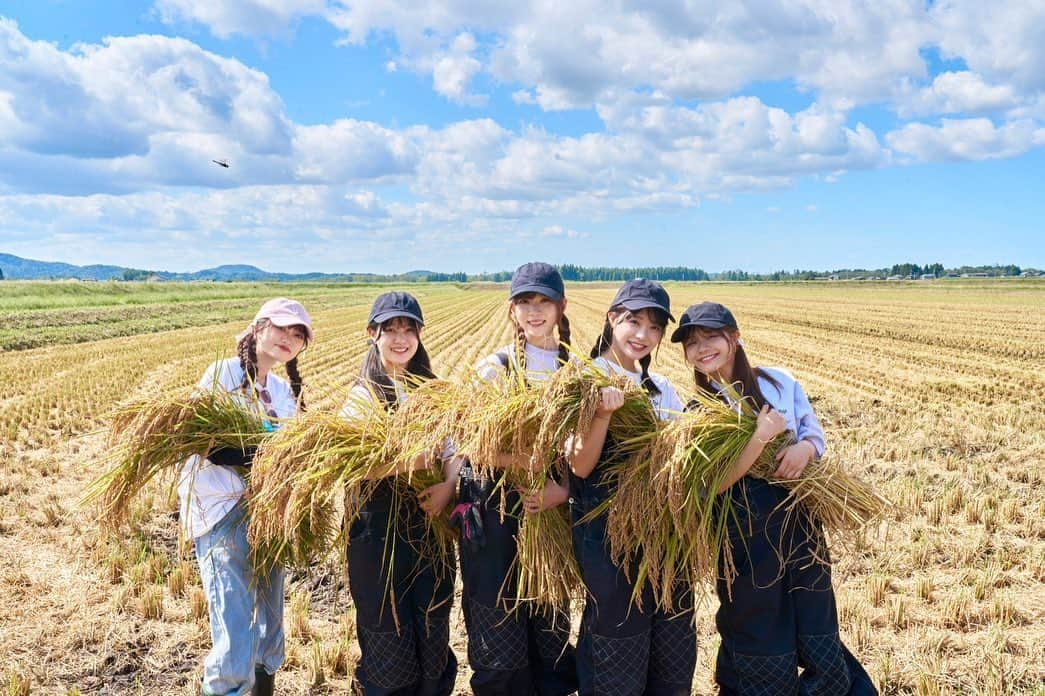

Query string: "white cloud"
[[429, 32, 485, 105], [897, 71, 1019, 117], [886, 118, 1044, 162], [154, 0, 326, 38]]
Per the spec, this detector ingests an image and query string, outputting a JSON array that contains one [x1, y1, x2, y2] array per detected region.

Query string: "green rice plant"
[[84, 388, 268, 531]]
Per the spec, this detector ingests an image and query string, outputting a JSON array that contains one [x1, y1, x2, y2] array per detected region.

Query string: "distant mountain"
[[0, 253, 131, 280], [0, 253, 449, 283], [0, 253, 338, 281]]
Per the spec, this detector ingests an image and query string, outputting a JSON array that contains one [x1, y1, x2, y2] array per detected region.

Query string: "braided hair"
[[507, 294, 572, 373], [589, 307, 667, 396], [237, 318, 308, 411]]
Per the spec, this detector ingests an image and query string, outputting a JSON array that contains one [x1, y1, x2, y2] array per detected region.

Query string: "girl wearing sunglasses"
[[177, 298, 313, 696]]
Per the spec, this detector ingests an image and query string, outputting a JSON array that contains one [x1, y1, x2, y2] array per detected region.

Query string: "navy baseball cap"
[[510, 262, 565, 301], [368, 291, 425, 327], [610, 279, 675, 322], [670, 302, 738, 342]]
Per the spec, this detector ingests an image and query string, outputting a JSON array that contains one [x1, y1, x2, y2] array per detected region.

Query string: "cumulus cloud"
[[897, 71, 1019, 117], [886, 118, 1044, 162]]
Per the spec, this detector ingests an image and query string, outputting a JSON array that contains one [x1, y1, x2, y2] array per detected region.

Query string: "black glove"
[[207, 445, 257, 469], [449, 502, 485, 551]]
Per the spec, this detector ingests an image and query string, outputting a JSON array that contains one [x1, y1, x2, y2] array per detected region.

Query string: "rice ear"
[[86, 389, 268, 532]]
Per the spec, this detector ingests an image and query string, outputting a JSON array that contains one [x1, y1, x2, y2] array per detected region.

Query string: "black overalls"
[[569, 436, 697, 696], [347, 478, 458, 696], [458, 473, 579, 695], [715, 476, 876, 695]]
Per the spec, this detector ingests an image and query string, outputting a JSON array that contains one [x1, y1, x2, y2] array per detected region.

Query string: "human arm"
[[772, 377, 824, 479], [519, 478, 570, 514], [417, 454, 466, 516], [567, 386, 625, 479]]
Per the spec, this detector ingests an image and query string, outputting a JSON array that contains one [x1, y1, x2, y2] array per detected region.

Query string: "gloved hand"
[[449, 502, 485, 551]]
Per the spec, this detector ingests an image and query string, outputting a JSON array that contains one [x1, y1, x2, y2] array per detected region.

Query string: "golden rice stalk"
[[448, 372, 545, 480], [86, 389, 268, 532], [512, 478, 583, 615], [607, 386, 889, 612], [534, 356, 659, 472], [247, 396, 396, 574]]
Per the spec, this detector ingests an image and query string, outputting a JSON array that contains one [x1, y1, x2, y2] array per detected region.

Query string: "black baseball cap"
[[510, 262, 565, 301], [610, 279, 675, 322], [368, 291, 425, 327], [670, 302, 738, 342]]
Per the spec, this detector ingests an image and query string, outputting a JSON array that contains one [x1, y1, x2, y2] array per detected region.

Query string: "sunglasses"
[[255, 386, 279, 420]]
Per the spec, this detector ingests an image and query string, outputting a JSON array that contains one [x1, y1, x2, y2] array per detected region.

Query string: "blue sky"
[[0, 0, 1042, 274]]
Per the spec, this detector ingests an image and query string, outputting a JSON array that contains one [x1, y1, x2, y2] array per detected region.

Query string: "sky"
[[0, 0, 1042, 275]]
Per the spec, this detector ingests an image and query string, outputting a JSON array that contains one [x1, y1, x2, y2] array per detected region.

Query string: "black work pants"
[[348, 503, 458, 696], [570, 496, 696, 696], [460, 484, 578, 696], [715, 477, 876, 696]]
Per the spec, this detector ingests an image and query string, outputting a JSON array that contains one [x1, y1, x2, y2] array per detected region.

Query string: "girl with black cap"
[[177, 297, 313, 696], [670, 301, 876, 695], [340, 291, 459, 696], [568, 279, 697, 696], [448, 261, 579, 696]]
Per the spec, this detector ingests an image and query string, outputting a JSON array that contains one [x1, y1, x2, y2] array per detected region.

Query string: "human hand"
[[519, 479, 569, 514], [596, 386, 625, 418], [753, 404, 788, 445], [417, 480, 455, 516], [773, 440, 817, 479]]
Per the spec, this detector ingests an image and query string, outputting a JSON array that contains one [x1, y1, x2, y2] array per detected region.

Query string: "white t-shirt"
[[591, 356, 684, 421], [475, 342, 563, 385], [177, 358, 298, 539]]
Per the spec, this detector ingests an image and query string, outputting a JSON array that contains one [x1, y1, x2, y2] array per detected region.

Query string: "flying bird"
[[212, 159, 230, 168]]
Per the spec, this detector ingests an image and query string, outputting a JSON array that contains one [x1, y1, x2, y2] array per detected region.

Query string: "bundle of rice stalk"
[[86, 389, 268, 532], [510, 471, 583, 616], [689, 387, 889, 539], [449, 372, 546, 480], [534, 357, 659, 471], [248, 395, 397, 574], [387, 378, 471, 466], [610, 406, 786, 612]]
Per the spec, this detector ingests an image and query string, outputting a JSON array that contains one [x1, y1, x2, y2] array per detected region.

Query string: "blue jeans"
[[195, 502, 285, 696]]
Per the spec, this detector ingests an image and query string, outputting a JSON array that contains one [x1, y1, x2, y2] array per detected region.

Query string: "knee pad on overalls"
[[358, 623, 421, 690], [467, 599, 529, 671], [648, 615, 697, 687], [590, 631, 648, 696], [796, 633, 851, 696], [417, 611, 453, 680], [732, 650, 799, 695]]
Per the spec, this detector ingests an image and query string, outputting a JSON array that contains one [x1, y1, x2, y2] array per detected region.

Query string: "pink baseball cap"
[[252, 297, 314, 342]]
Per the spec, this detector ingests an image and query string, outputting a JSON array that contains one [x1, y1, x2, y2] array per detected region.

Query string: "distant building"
[[919, 274, 936, 280]]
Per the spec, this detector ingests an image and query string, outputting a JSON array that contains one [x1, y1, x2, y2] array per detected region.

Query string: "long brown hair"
[[358, 317, 436, 410], [680, 326, 779, 409], [589, 306, 669, 396], [507, 292, 572, 372], [237, 319, 308, 410]]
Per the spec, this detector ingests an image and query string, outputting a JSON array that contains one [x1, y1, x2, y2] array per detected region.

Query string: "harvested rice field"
[[1, 279, 1043, 694]]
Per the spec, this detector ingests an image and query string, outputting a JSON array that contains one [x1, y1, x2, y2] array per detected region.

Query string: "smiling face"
[[682, 326, 739, 382], [605, 308, 665, 370], [369, 317, 420, 374], [510, 292, 565, 349], [253, 320, 308, 367]]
